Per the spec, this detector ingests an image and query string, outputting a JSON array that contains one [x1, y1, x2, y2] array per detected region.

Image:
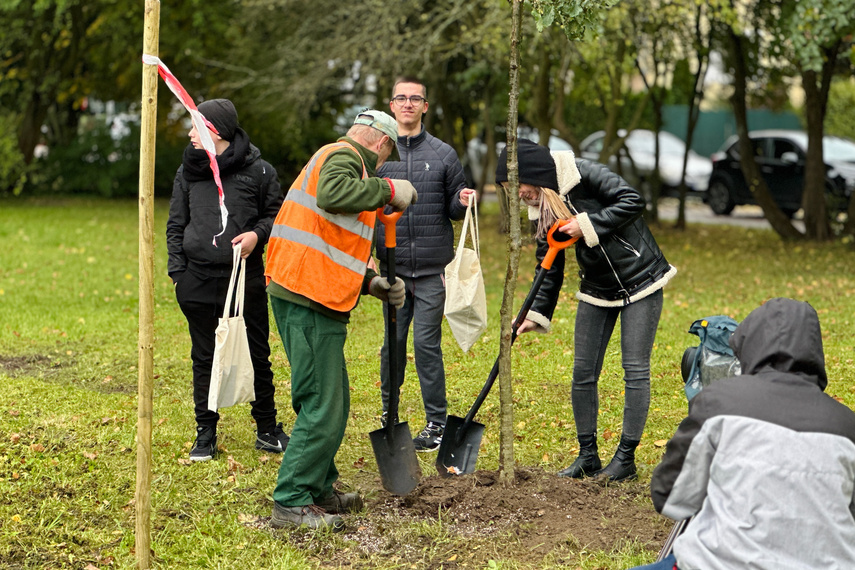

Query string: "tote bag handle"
[[454, 199, 480, 263], [222, 243, 246, 319]]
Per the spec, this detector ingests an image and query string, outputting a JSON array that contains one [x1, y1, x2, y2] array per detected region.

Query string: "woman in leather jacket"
[[496, 139, 677, 482]]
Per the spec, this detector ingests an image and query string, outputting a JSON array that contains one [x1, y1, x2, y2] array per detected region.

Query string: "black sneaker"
[[413, 422, 444, 452], [271, 502, 344, 532], [189, 425, 217, 462], [256, 422, 290, 453]]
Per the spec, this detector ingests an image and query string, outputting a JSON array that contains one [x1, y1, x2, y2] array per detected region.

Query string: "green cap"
[[353, 109, 400, 161]]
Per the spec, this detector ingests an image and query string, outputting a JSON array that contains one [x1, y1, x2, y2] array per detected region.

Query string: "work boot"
[[315, 491, 364, 514], [189, 425, 217, 462], [595, 436, 640, 483], [557, 434, 601, 478], [256, 422, 290, 453], [271, 502, 344, 532]]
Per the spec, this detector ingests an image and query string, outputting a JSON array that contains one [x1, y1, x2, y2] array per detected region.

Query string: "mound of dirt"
[[312, 467, 673, 568]]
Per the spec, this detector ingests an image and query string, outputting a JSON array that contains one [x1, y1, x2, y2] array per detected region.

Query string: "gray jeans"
[[572, 290, 663, 441], [380, 273, 447, 425]]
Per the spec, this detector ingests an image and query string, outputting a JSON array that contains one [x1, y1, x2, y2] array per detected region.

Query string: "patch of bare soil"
[[0, 354, 53, 377], [289, 467, 672, 568]]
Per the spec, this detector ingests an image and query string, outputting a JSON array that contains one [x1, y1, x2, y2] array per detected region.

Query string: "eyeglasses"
[[391, 95, 426, 105]]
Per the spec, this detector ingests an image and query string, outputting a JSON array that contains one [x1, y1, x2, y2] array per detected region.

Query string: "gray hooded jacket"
[[651, 298, 855, 569]]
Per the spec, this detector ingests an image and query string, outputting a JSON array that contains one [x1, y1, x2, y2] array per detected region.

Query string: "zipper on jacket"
[[406, 136, 417, 273], [568, 202, 630, 303], [597, 244, 630, 304], [614, 235, 641, 257]]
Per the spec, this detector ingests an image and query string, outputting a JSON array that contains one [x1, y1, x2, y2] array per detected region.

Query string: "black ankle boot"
[[596, 436, 639, 482], [557, 434, 602, 478]]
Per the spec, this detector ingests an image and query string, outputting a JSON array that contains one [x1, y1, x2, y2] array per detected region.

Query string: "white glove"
[[387, 179, 418, 212], [369, 276, 406, 308]]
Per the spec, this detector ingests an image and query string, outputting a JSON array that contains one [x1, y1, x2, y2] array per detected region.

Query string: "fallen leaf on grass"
[[30, 443, 45, 452], [83, 452, 98, 460], [227, 456, 245, 473], [177, 458, 192, 466], [654, 439, 668, 448]]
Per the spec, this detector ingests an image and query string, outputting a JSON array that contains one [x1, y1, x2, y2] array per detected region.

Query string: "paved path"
[[656, 198, 805, 231], [482, 192, 803, 231]]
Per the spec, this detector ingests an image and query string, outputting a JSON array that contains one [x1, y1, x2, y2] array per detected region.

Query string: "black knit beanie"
[[495, 138, 558, 191], [198, 99, 239, 141]]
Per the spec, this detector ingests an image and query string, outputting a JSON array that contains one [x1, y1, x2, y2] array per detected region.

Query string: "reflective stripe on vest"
[[265, 141, 375, 312]]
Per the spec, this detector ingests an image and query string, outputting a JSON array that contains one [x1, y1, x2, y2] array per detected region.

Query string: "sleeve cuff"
[[577, 212, 599, 247], [525, 310, 551, 334]]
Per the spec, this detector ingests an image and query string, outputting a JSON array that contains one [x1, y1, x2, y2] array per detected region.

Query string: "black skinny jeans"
[[175, 269, 277, 433]]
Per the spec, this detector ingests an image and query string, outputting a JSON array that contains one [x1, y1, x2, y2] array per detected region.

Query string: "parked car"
[[706, 129, 855, 216], [579, 129, 713, 200]]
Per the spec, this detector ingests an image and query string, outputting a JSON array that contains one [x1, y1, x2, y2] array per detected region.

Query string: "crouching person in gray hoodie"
[[632, 297, 855, 570]]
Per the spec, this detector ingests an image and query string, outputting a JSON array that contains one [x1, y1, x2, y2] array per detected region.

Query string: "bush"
[[26, 115, 141, 198], [0, 113, 28, 196], [25, 114, 186, 199], [827, 79, 855, 141]]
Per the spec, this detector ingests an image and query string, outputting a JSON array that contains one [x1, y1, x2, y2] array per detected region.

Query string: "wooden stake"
[[136, 2, 160, 568]]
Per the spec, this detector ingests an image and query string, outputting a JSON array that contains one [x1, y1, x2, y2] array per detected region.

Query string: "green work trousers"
[[270, 296, 350, 506]]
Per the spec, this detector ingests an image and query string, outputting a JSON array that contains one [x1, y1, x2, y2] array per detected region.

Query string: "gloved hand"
[[386, 179, 418, 212], [368, 276, 406, 308]]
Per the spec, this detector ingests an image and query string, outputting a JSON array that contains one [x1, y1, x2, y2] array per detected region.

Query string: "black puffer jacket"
[[529, 158, 673, 324], [166, 135, 282, 280], [376, 126, 467, 277]]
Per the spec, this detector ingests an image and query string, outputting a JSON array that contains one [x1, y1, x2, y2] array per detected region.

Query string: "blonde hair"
[[533, 187, 573, 239]]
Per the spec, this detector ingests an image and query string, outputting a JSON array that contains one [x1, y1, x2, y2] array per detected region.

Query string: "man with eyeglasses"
[[376, 76, 476, 452]]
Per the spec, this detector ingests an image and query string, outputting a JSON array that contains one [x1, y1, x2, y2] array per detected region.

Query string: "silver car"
[[579, 129, 713, 199]]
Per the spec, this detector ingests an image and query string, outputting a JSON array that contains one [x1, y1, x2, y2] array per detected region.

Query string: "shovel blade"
[[369, 422, 421, 495], [435, 414, 485, 477]]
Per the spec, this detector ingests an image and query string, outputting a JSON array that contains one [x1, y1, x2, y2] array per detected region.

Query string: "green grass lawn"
[[1, 197, 854, 569]]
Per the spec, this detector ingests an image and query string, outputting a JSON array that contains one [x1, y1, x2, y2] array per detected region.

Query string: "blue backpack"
[[682, 316, 741, 402]]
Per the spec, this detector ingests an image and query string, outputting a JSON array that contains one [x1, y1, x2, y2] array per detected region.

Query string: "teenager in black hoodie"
[[166, 99, 288, 461]]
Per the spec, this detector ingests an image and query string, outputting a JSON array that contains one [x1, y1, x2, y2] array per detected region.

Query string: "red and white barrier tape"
[[142, 54, 228, 245]]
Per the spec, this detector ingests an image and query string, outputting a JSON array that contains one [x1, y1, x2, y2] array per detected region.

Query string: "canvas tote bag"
[[444, 199, 488, 352], [208, 244, 256, 411]]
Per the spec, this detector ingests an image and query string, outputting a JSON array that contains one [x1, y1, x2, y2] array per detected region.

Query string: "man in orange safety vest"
[[266, 110, 417, 531]]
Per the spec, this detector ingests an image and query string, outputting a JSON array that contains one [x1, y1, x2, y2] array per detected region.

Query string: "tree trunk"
[[498, 0, 524, 486], [675, 3, 710, 231], [634, 53, 665, 225], [17, 95, 49, 165], [800, 44, 839, 241], [530, 37, 553, 146], [727, 26, 802, 240]]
